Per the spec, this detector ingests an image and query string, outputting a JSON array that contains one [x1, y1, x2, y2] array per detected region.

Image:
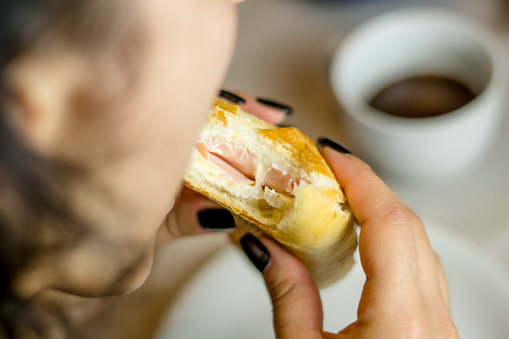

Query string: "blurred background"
[[224, 0, 509, 265], [115, 1, 509, 338]]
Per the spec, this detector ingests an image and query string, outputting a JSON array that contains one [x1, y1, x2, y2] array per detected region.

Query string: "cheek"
[[71, 0, 239, 240], [137, 0, 238, 186]]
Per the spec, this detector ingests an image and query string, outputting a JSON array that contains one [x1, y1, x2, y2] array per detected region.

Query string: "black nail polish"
[[317, 137, 351, 154], [240, 233, 270, 273], [198, 209, 235, 230], [219, 90, 246, 105], [256, 98, 293, 115]]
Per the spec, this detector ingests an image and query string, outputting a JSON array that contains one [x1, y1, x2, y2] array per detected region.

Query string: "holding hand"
[[161, 90, 458, 338], [241, 142, 458, 339]]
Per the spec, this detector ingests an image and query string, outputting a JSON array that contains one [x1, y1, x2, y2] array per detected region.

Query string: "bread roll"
[[184, 99, 357, 288]]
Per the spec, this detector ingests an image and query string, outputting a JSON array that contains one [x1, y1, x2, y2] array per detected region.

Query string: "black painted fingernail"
[[318, 137, 351, 154], [198, 209, 235, 229], [256, 98, 293, 115], [219, 90, 246, 105], [240, 233, 270, 273]]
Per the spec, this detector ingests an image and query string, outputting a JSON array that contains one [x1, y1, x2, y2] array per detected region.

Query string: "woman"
[[0, 0, 458, 338]]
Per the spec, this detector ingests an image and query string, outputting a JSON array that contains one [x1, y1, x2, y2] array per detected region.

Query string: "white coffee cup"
[[330, 9, 508, 181]]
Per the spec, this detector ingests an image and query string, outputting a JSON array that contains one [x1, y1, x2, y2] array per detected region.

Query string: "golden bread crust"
[[183, 99, 358, 287], [259, 128, 337, 183]]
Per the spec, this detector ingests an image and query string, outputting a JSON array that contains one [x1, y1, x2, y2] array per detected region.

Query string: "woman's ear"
[[4, 52, 86, 156]]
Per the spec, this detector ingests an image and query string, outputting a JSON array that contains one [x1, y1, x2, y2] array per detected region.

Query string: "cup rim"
[[329, 8, 507, 132]]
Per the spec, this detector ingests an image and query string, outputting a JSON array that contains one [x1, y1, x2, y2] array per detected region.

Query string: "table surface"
[[110, 1, 509, 338]]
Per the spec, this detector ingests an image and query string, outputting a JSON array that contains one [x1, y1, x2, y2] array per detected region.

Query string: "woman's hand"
[[156, 91, 292, 244], [241, 144, 458, 339]]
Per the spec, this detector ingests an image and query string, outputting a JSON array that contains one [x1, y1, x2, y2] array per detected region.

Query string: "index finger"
[[219, 90, 289, 125], [321, 146, 428, 281]]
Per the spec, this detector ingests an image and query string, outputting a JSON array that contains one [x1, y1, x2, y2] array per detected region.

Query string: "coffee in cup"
[[370, 75, 476, 118], [330, 9, 508, 181]]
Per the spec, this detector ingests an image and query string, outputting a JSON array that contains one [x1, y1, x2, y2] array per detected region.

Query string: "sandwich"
[[184, 99, 358, 288]]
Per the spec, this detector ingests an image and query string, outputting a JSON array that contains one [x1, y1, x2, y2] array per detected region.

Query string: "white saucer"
[[157, 221, 509, 339]]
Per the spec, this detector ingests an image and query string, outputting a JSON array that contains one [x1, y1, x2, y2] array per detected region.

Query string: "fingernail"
[[240, 233, 270, 273], [198, 209, 236, 230], [317, 137, 351, 154], [256, 98, 293, 115], [219, 90, 246, 105]]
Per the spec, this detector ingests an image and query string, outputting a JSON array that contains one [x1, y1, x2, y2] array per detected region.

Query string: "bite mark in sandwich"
[[196, 137, 302, 195], [184, 99, 358, 288]]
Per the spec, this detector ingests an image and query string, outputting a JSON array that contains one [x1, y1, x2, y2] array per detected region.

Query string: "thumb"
[[240, 234, 324, 339]]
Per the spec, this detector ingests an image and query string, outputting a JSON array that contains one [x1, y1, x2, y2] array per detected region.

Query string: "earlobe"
[[3, 81, 46, 154], [3, 55, 79, 156], [5, 86, 39, 135]]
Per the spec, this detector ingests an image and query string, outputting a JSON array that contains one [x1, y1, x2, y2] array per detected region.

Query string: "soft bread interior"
[[184, 99, 357, 287]]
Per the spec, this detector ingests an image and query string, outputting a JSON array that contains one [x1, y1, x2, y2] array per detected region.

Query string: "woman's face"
[[14, 0, 240, 300]]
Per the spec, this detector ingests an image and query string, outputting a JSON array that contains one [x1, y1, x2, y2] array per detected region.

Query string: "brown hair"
[[0, 1, 135, 337]]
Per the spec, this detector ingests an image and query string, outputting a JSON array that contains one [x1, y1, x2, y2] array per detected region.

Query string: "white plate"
[[157, 221, 509, 339]]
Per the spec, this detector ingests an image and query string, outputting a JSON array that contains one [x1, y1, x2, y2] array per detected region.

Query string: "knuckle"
[[396, 311, 458, 339], [383, 311, 429, 338], [268, 277, 298, 307], [378, 203, 420, 226], [406, 317, 428, 338]]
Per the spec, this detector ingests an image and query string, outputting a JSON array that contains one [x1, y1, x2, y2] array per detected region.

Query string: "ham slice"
[[264, 167, 300, 196], [208, 153, 255, 185], [196, 138, 302, 195]]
